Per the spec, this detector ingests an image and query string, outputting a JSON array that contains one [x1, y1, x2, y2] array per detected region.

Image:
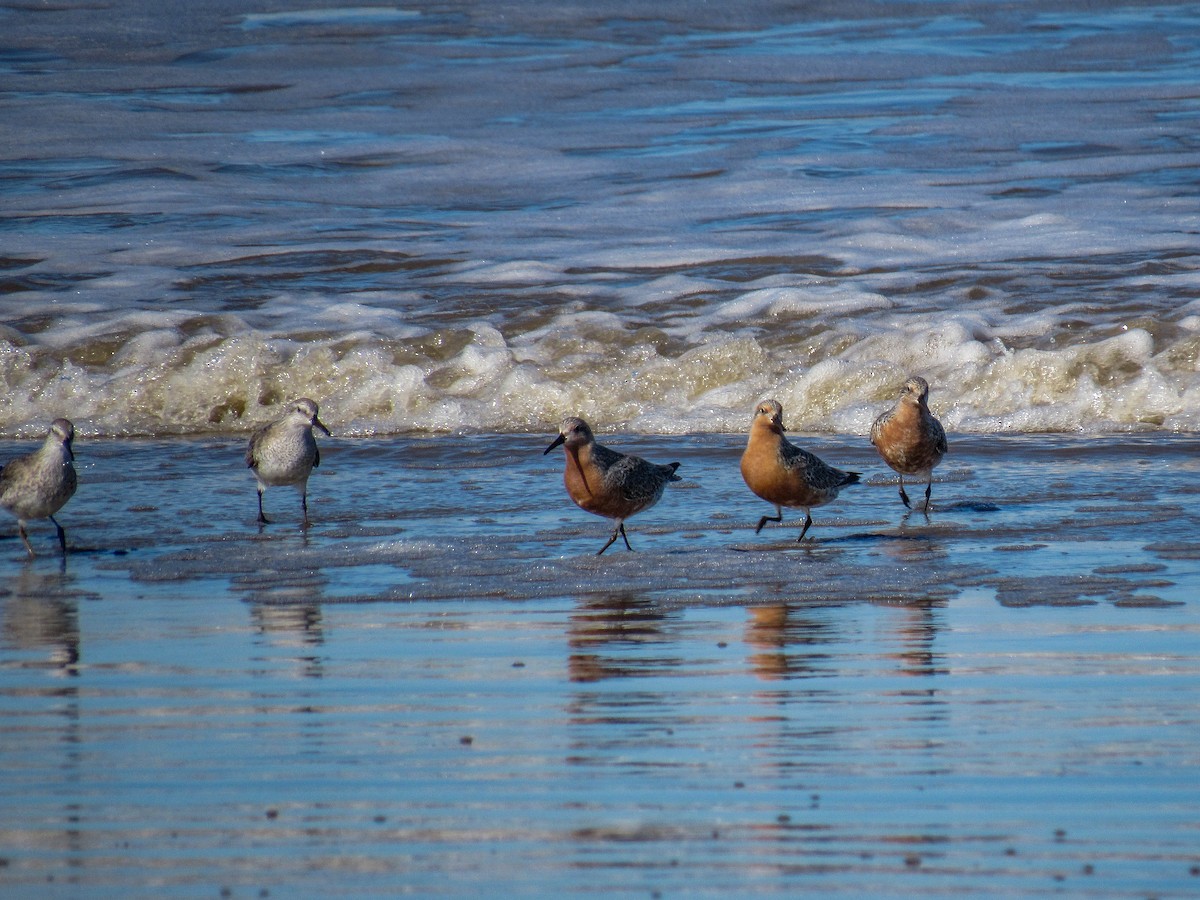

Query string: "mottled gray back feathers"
[[778, 438, 860, 490], [593, 443, 681, 506]]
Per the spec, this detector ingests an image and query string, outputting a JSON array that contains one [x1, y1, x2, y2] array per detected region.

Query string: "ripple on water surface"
[[1, 433, 1199, 895]]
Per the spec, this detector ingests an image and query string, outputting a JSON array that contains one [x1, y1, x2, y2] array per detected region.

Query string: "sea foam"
[[2, 292, 1194, 437]]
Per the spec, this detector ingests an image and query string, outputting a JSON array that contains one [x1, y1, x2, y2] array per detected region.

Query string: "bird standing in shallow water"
[[740, 399, 860, 542], [544, 416, 681, 555], [246, 398, 330, 525], [870, 376, 947, 512], [0, 418, 78, 557]]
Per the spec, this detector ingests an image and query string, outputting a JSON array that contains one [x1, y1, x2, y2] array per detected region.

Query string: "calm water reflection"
[[1, 433, 1199, 896], [3, 567, 82, 677], [2, 583, 1199, 896]]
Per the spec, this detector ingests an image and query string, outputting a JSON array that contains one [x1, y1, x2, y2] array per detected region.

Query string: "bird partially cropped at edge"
[[245, 398, 331, 525], [740, 399, 860, 542], [869, 375, 947, 512], [544, 416, 681, 555], [0, 418, 78, 557]]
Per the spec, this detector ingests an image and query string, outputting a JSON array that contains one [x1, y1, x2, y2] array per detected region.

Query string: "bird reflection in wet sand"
[[740, 400, 860, 542], [250, 603, 325, 648], [888, 599, 948, 679], [0, 418, 78, 557], [3, 566, 82, 675], [870, 376, 947, 512], [566, 594, 675, 683], [545, 417, 681, 555], [249, 603, 325, 679], [745, 604, 836, 681]]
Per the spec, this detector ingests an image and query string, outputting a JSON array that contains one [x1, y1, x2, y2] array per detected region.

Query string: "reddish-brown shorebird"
[[740, 399, 859, 542], [870, 375, 947, 511], [544, 416, 681, 555]]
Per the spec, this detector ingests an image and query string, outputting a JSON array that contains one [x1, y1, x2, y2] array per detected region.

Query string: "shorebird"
[[0, 418, 78, 557], [740, 399, 860, 541], [870, 376, 947, 511], [245, 398, 330, 525], [544, 416, 681, 555]]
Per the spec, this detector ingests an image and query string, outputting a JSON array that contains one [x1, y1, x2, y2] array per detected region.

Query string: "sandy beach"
[[2, 432, 1198, 896]]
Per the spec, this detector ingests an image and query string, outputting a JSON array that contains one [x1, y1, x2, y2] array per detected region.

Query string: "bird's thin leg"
[[755, 505, 783, 534], [618, 523, 633, 552], [597, 523, 622, 556], [50, 515, 67, 555], [301, 489, 310, 526], [18, 522, 34, 558], [923, 477, 933, 512], [257, 489, 269, 525], [898, 475, 911, 509], [796, 512, 814, 542]]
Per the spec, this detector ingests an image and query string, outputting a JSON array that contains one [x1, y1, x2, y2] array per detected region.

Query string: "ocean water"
[[4, 0, 1200, 436], [4, 1, 1200, 897]]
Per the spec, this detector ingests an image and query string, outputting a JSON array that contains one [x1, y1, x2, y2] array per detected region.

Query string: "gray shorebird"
[[740, 399, 860, 541], [245, 398, 330, 525], [870, 376, 947, 511], [0, 418, 78, 557], [544, 416, 681, 555]]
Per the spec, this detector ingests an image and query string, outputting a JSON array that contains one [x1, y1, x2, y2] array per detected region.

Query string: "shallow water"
[[2, 432, 1199, 896]]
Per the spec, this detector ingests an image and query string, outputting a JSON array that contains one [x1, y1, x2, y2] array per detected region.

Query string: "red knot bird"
[[0, 418, 78, 557], [870, 376, 947, 511], [740, 399, 860, 542], [544, 416, 681, 555], [245, 398, 330, 525]]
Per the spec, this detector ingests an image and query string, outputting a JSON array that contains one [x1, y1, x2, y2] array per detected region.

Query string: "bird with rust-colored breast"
[[544, 416, 681, 555], [870, 376, 947, 512], [740, 399, 860, 542]]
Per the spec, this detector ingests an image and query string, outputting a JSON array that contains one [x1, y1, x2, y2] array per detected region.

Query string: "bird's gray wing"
[[779, 440, 849, 490], [245, 425, 268, 469], [932, 418, 948, 455], [606, 455, 664, 504]]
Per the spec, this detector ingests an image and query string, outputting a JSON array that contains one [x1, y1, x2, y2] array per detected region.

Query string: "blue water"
[[4, 579, 1199, 897], [4, 1, 1200, 895], [3, 0, 1200, 434]]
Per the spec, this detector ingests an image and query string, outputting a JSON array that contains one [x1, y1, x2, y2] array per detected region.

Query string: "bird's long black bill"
[[544, 433, 566, 455]]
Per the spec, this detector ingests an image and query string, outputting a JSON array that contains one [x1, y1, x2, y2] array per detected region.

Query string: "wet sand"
[[2, 432, 1199, 896]]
